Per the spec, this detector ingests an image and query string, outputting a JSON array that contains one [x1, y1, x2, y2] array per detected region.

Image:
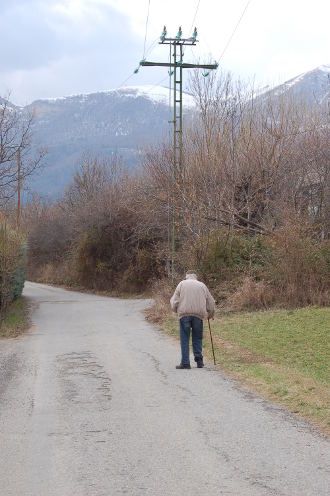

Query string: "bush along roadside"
[[0, 297, 29, 338], [0, 221, 27, 327]]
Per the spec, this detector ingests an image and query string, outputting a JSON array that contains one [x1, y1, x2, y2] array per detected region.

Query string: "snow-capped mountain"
[[106, 85, 195, 107], [39, 85, 195, 108], [0, 96, 19, 112], [25, 85, 195, 196], [260, 64, 330, 104]]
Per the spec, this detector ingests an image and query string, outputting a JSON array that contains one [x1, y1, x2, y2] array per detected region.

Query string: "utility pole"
[[17, 146, 21, 228], [140, 27, 218, 278]]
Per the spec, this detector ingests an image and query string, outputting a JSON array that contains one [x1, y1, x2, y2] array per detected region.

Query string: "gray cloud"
[[0, 0, 156, 104], [0, 3, 61, 71]]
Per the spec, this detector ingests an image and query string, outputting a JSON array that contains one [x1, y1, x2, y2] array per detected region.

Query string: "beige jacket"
[[170, 274, 215, 320]]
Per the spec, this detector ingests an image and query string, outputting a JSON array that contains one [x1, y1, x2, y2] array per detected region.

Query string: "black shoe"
[[196, 358, 204, 368], [176, 363, 191, 369]]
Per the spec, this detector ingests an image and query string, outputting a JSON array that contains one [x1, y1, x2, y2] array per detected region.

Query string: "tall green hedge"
[[11, 243, 27, 300], [0, 224, 27, 311]]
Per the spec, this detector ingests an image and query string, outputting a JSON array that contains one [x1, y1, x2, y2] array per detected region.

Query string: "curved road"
[[0, 282, 329, 495]]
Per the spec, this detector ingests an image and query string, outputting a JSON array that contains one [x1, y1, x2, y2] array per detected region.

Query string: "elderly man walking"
[[170, 271, 215, 369]]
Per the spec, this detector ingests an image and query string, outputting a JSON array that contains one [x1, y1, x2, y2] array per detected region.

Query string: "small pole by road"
[[17, 147, 21, 228]]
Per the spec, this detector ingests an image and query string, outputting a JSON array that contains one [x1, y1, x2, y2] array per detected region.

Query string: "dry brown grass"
[[144, 278, 174, 323], [227, 276, 274, 310], [28, 260, 76, 287]]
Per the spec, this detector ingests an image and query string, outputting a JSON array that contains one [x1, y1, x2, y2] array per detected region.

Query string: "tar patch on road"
[[0, 353, 22, 399], [56, 351, 111, 409]]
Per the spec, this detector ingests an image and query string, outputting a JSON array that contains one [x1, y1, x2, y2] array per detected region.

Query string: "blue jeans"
[[179, 316, 203, 365]]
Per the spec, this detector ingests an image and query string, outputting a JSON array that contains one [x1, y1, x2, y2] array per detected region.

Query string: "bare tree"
[[0, 97, 46, 207]]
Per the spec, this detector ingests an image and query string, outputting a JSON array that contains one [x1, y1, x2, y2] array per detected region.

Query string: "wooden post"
[[17, 147, 21, 228]]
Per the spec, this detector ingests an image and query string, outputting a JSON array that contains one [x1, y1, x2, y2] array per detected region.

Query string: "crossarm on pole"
[[140, 61, 219, 70]]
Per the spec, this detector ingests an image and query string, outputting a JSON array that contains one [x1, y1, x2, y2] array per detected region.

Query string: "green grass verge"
[[163, 307, 330, 435], [0, 297, 30, 338]]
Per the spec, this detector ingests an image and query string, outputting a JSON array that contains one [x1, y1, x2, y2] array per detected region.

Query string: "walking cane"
[[207, 318, 216, 365]]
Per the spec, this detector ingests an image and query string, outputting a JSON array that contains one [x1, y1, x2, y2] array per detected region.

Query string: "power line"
[[189, 0, 201, 33], [118, 1, 154, 89], [118, 37, 159, 91], [118, 60, 168, 93], [145, 36, 159, 57], [218, 0, 252, 62], [143, 0, 151, 59], [118, 72, 136, 88]]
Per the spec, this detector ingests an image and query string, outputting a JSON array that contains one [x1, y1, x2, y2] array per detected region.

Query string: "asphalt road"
[[0, 282, 329, 496]]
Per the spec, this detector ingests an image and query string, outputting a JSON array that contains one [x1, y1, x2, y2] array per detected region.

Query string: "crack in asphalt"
[[194, 413, 287, 496]]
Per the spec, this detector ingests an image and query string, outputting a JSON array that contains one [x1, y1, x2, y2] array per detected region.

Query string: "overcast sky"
[[0, 0, 329, 105]]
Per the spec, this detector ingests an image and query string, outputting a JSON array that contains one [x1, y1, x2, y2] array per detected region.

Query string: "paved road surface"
[[0, 282, 329, 495]]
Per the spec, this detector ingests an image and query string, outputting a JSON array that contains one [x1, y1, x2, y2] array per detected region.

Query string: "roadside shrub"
[[30, 259, 75, 286], [195, 231, 269, 281], [11, 243, 27, 300], [121, 248, 164, 292], [75, 231, 116, 290], [73, 225, 164, 292], [226, 221, 329, 309], [264, 223, 330, 307], [0, 223, 27, 321]]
